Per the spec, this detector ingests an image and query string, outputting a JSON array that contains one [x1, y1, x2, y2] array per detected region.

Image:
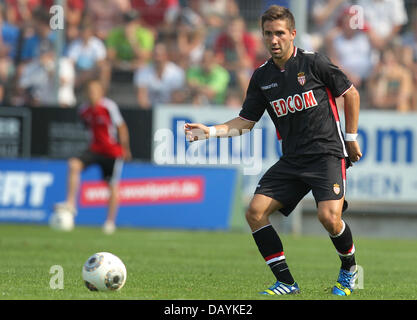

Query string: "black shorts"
[[255, 154, 349, 216], [78, 150, 123, 184]]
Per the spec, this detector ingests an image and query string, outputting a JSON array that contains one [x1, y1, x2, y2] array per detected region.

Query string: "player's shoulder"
[[296, 48, 320, 63], [297, 48, 336, 73], [251, 58, 274, 81], [298, 48, 333, 66], [101, 97, 120, 110]]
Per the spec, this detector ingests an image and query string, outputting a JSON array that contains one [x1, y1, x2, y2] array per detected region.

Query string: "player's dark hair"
[[261, 5, 295, 31]]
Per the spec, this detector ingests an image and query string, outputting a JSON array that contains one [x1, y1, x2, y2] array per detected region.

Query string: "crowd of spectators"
[[0, 0, 416, 112]]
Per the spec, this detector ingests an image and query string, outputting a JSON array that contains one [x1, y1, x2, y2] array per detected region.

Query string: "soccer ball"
[[82, 252, 127, 291], [49, 209, 74, 232]]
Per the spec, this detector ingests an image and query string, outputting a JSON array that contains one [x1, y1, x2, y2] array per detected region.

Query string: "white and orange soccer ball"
[[82, 252, 127, 291]]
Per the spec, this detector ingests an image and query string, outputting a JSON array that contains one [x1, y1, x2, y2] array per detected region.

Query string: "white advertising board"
[[152, 106, 417, 203]]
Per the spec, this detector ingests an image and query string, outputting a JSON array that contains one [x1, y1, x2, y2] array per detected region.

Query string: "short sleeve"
[[103, 98, 124, 126], [313, 53, 353, 98], [239, 73, 268, 122]]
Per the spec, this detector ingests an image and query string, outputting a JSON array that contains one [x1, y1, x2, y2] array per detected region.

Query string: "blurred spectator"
[[186, 49, 230, 106], [85, 0, 128, 41], [168, 5, 206, 69], [133, 42, 185, 109], [310, 0, 352, 52], [67, 21, 109, 92], [325, 7, 374, 89], [131, 0, 180, 32], [32, 0, 84, 28], [357, 0, 408, 50], [196, 0, 240, 48], [4, 0, 39, 27], [252, 30, 269, 69], [214, 16, 256, 100], [198, 0, 228, 20], [401, 9, 417, 110], [0, 6, 19, 104], [106, 11, 154, 73], [17, 41, 76, 107], [0, 5, 19, 58], [311, 0, 350, 34], [64, 0, 84, 30], [18, 8, 54, 62], [224, 88, 243, 109], [10, 7, 55, 105], [368, 46, 412, 112], [198, 0, 237, 27], [61, 0, 85, 48]]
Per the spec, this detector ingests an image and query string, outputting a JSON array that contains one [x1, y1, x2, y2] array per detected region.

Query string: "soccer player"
[[56, 80, 132, 234], [184, 5, 362, 296]]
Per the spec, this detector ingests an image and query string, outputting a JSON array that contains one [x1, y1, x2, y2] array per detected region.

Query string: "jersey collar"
[[271, 46, 298, 72]]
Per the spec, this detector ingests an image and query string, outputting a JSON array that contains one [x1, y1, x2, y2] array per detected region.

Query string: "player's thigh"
[[254, 159, 310, 217], [305, 155, 346, 204], [303, 155, 346, 223], [98, 156, 124, 185], [70, 150, 97, 172]]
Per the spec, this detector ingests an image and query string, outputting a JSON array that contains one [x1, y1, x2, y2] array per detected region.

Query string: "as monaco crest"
[[333, 183, 341, 195], [297, 72, 306, 86]]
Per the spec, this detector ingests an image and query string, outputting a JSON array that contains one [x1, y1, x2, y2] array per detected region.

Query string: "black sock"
[[329, 221, 356, 271], [252, 224, 295, 285]]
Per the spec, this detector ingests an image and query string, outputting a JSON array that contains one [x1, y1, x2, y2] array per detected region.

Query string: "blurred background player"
[[55, 80, 132, 234]]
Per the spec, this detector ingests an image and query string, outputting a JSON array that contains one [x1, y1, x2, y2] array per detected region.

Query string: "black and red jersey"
[[239, 47, 352, 159], [79, 97, 124, 158]]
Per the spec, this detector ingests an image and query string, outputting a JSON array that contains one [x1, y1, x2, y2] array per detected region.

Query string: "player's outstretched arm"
[[184, 117, 255, 142], [343, 86, 362, 163]]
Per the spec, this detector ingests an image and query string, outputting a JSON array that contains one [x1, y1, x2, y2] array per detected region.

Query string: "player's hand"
[[345, 141, 362, 163], [184, 123, 209, 142], [123, 149, 132, 161]]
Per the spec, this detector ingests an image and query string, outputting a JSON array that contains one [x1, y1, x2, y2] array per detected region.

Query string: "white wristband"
[[345, 133, 358, 142], [209, 126, 217, 137]]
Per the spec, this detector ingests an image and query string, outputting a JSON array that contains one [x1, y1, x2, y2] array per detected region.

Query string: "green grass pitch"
[[0, 224, 416, 300]]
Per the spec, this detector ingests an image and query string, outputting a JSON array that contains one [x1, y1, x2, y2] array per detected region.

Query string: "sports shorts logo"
[[333, 183, 341, 195]]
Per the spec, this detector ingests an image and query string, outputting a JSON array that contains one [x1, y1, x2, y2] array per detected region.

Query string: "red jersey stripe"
[[326, 88, 340, 122], [276, 129, 282, 141]]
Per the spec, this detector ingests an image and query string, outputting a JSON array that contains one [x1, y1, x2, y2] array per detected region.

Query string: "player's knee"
[[317, 209, 340, 234], [68, 158, 83, 173], [245, 206, 266, 225]]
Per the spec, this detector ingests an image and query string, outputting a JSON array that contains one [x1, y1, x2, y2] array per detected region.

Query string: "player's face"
[[87, 82, 103, 105], [262, 19, 296, 65]]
